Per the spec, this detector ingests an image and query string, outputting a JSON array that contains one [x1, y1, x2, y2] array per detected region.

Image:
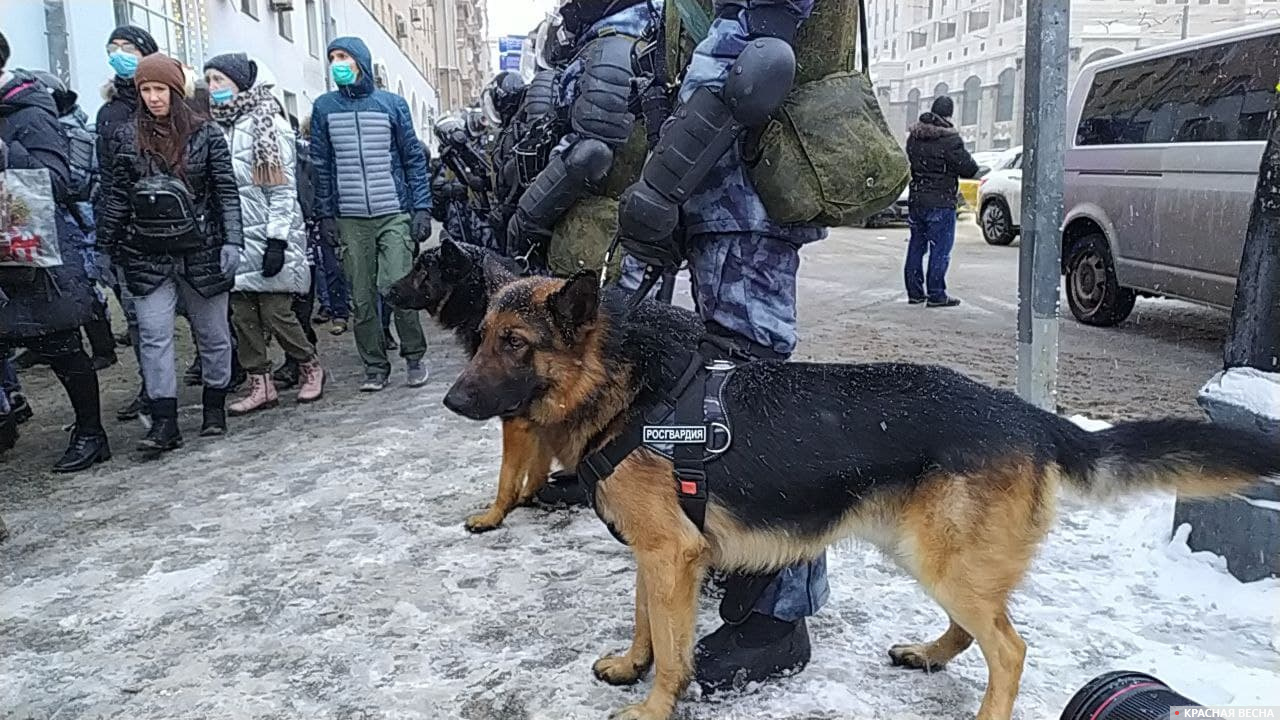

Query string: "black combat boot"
[[137, 398, 183, 453], [694, 613, 811, 695], [272, 358, 300, 390], [533, 469, 589, 507], [200, 386, 228, 437], [52, 427, 112, 473]]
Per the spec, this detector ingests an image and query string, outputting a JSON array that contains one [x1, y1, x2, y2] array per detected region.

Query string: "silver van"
[[1062, 22, 1280, 326]]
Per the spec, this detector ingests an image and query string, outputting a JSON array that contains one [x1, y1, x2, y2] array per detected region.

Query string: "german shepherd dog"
[[443, 270, 1280, 720], [387, 239, 556, 532]]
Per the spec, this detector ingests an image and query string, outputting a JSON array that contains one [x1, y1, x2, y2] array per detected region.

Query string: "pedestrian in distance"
[[904, 95, 980, 308], [96, 53, 244, 454], [309, 36, 433, 392], [204, 53, 324, 414]]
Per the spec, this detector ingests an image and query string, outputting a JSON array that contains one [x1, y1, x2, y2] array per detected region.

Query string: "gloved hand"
[[220, 245, 241, 277], [261, 238, 287, 278], [411, 210, 432, 244], [620, 232, 682, 271], [319, 217, 338, 247]]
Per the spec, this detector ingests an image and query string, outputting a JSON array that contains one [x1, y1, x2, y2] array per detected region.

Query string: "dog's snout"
[[444, 382, 483, 419]]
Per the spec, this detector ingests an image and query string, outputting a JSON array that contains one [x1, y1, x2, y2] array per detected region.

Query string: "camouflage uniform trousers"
[[620, 0, 828, 622]]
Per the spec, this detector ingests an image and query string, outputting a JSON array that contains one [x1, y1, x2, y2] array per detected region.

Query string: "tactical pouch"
[[747, 70, 908, 227]]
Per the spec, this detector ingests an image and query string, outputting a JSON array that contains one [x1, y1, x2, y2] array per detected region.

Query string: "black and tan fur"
[[387, 239, 556, 532], [443, 271, 1280, 720]]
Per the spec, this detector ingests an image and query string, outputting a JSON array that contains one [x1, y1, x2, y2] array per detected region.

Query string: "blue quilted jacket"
[[310, 36, 431, 219]]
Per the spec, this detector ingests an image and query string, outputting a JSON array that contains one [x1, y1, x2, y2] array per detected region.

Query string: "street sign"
[[498, 36, 524, 53], [499, 54, 521, 71]]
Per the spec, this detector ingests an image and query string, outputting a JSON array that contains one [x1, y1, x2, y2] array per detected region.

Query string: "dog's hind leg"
[[594, 562, 654, 686], [892, 465, 1048, 720], [465, 419, 536, 533]]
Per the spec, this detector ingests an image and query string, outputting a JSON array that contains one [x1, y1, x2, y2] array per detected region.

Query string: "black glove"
[[411, 210, 432, 244], [620, 232, 682, 271], [319, 217, 338, 247], [261, 238, 287, 278]]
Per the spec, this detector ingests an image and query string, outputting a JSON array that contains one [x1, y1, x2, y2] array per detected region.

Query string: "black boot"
[[137, 398, 183, 453], [272, 357, 300, 390], [10, 392, 33, 424], [200, 386, 228, 437], [83, 305, 119, 370], [0, 413, 17, 455], [533, 470, 589, 507], [694, 614, 811, 695], [52, 427, 111, 473]]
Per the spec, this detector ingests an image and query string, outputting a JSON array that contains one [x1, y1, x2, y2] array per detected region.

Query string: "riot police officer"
[[616, 0, 830, 694], [432, 113, 496, 251]]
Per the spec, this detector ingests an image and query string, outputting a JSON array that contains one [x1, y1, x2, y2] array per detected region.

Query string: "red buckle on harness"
[[679, 480, 700, 496]]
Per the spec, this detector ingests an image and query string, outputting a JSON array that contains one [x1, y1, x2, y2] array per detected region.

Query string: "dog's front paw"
[[464, 512, 503, 534], [593, 654, 648, 686], [608, 703, 668, 720]]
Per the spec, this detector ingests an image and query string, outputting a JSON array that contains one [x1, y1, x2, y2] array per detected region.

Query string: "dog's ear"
[[439, 238, 472, 277], [549, 270, 600, 337], [481, 253, 517, 295]]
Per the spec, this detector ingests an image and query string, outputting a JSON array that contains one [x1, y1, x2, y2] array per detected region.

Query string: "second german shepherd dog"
[[443, 269, 1280, 720], [387, 239, 556, 532]]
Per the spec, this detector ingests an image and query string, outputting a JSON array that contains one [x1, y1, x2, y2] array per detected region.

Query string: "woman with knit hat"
[[96, 53, 243, 455], [204, 53, 323, 413]]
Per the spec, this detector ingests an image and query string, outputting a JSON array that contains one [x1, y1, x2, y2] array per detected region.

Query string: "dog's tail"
[[1062, 418, 1280, 500]]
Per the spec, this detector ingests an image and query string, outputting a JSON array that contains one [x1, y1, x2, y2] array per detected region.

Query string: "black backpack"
[[129, 157, 203, 255]]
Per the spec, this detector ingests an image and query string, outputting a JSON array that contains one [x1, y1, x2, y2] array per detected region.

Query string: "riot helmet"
[[482, 71, 526, 126]]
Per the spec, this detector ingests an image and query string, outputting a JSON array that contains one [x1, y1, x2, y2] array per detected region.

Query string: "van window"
[[1075, 32, 1280, 146]]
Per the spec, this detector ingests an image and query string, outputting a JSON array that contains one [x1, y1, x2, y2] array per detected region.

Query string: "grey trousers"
[[134, 274, 232, 400]]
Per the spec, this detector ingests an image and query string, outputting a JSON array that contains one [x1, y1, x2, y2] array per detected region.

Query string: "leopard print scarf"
[[211, 84, 286, 187]]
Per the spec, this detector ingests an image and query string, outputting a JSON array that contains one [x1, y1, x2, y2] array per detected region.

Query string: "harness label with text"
[[644, 425, 707, 444]]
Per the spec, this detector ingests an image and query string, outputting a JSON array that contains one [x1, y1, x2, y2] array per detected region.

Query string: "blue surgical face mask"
[[109, 51, 139, 79], [210, 88, 235, 105], [330, 61, 356, 87]]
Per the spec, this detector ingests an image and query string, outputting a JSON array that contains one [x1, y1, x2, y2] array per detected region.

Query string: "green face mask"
[[330, 61, 356, 87]]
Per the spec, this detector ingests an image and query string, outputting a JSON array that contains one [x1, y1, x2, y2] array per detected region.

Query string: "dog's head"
[[443, 271, 604, 422], [387, 238, 513, 314]]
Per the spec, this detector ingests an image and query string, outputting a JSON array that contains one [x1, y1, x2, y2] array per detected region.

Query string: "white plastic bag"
[[0, 167, 63, 268]]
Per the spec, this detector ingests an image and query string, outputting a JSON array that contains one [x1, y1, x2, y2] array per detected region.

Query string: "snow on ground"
[[2, 337, 1278, 720]]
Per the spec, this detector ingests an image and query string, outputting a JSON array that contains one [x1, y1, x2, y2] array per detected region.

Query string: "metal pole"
[[321, 0, 336, 91], [1181, 5, 1189, 40], [1016, 0, 1069, 410]]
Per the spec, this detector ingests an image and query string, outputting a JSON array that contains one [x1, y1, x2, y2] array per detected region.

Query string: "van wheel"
[[981, 200, 1017, 246], [1066, 234, 1136, 327]]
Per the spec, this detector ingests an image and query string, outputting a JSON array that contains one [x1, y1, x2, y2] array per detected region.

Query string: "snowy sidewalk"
[[2, 336, 1277, 720]]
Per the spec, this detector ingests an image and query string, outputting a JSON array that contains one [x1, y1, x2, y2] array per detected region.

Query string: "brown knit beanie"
[[134, 54, 187, 98]]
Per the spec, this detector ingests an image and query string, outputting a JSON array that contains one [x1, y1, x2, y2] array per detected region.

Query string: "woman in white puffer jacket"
[[204, 53, 323, 412]]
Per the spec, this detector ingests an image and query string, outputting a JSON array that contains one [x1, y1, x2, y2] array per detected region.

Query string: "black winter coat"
[[906, 113, 980, 210], [97, 119, 244, 299], [0, 76, 96, 340]]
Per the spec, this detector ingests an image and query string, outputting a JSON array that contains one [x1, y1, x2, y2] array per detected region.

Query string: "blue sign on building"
[[499, 54, 522, 71], [498, 35, 524, 53]]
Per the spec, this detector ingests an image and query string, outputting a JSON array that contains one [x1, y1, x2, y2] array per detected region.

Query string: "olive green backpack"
[[674, 0, 909, 227]]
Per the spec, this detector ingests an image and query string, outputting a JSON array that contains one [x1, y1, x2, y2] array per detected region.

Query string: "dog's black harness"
[[576, 350, 735, 541]]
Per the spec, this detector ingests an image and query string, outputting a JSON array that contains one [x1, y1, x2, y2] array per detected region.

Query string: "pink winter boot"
[[229, 373, 279, 416], [297, 359, 325, 404]]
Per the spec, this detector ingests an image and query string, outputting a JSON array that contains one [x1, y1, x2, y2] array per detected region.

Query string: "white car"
[[977, 148, 1023, 246]]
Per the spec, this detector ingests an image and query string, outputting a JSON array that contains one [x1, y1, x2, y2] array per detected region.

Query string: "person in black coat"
[[905, 95, 980, 308], [97, 53, 244, 453], [0, 31, 110, 472], [96, 25, 159, 422]]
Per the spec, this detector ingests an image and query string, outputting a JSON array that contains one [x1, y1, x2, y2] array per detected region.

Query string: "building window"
[[242, 0, 259, 19], [996, 67, 1016, 122], [115, 0, 191, 65], [282, 90, 298, 121], [277, 8, 293, 40], [906, 88, 922, 129], [1002, 0, 1022, 21], [962, 75, 981, 126], [937, 20, 957, 41], [909, 30, 928, 50], [933, 82, 950, 103], [968, 10, 989, 31], [306, 0, 320, 57]]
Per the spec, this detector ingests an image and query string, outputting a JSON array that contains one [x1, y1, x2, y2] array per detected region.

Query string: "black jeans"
[[0, 329, 103, 432]]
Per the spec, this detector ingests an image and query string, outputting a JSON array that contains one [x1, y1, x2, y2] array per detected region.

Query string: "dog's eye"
[[503, 334, 527, 352]]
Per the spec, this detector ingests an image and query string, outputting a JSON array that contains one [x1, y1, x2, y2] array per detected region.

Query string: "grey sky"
[[487, 0, 556, 40]]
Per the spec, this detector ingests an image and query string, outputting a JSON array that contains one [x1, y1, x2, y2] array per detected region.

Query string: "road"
[[2, 224, 1264, 720]]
